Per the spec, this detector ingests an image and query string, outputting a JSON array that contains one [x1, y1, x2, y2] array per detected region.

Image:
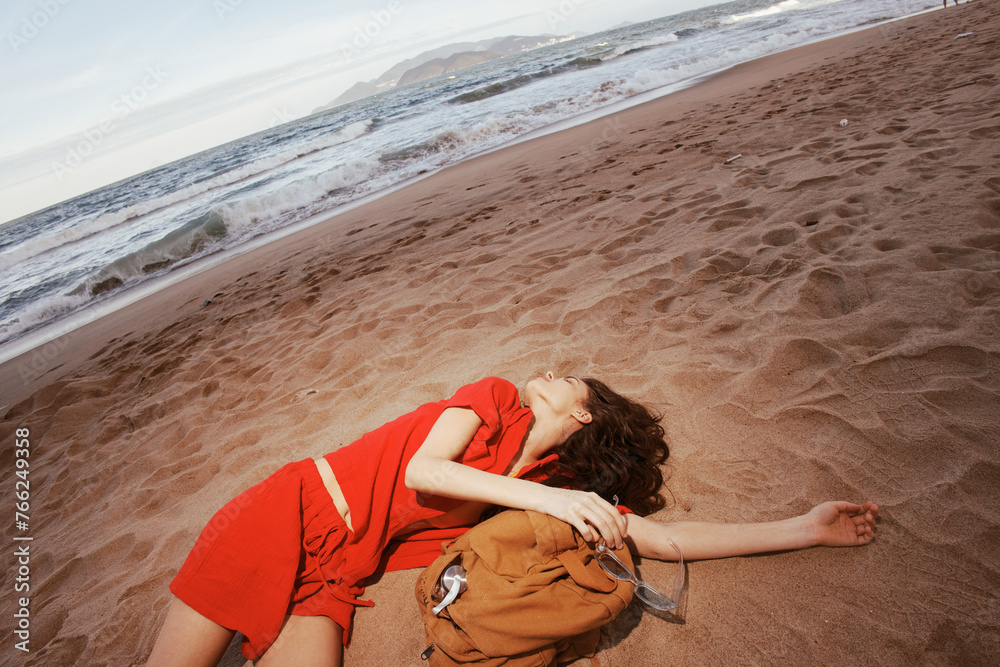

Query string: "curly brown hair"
[[543, 378, 670, 516]]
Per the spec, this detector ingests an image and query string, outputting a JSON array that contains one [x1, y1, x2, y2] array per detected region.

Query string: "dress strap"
[[309, 541, 375, 609]]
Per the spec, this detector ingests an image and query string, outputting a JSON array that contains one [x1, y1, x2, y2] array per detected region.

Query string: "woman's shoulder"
[[439, 377, 526, 439], [450, 377, 520, 406], [466, 376, 516, 391]]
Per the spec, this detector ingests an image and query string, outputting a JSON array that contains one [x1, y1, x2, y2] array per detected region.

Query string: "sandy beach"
[[2, 2, 999, 665]]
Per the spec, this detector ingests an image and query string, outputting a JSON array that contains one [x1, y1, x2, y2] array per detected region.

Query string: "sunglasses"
[[597, 496, 684, 610]]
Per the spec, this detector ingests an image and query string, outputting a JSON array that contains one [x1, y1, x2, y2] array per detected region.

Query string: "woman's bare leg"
[[146, 597, 235, 667], [256, 614, 343, 667]]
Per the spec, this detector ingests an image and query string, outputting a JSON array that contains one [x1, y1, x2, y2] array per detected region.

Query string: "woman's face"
[[524, 372, 592, 425]]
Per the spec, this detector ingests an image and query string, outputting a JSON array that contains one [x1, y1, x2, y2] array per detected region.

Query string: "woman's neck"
[[514, 415, 564, 470]]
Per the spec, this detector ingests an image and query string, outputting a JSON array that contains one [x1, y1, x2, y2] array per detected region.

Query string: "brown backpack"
[[415, 509, 635, 666]]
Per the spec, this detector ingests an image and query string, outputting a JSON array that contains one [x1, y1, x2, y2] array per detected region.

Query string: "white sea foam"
[[214, 156, 381, 238], [35, 155, 380, 307], [0, 212, 132, 273], [616, 24, 837, 97], [0, 120, 372, 273], [0, 291, 91, 343], [726, 0, 803, 24], [724, 0, 846, 25]]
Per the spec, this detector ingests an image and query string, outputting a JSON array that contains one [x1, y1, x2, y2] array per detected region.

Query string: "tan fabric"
[[416, 510, 635, 666]]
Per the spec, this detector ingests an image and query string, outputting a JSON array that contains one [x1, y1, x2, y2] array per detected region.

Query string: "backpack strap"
[[537, 512, 625, 594], [556, 551, 617, 593]]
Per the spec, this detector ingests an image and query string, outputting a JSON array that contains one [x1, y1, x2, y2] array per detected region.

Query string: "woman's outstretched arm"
[[624, 501, 880, 561]]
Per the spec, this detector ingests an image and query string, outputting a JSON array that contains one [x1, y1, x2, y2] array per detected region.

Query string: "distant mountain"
[[315, 33, 579, 112], [330, 81, 381, 107], [373, 41, 482, 86], [397, 51, 503, 87]]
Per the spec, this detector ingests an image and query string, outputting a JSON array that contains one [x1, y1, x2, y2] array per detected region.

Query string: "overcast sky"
[[0, 0, 725, 222]]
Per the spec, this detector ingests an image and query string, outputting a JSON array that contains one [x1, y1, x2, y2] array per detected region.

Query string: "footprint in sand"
[[876, 124, 909, 135], [873, 238, 905, 252], [806, 224, 855, 255], [796, 267, 869, 319], [700, 200, 765, 233], [761, 227, 800, 247]]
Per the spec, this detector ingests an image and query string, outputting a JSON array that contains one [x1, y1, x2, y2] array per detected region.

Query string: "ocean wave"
[[73, 210, 227, 297], [0, 291, 91, 345], [445, 31, 681, 108], [0, 120, 373, 273], [604, 33, 679, 60], [726, 0, 803, 24], [448, 73, 541, 105], [213, 157, 381, 237], [448, 57, 603, 105], [442, 28, 828, 133], [0, 209, 136, 274], [616, 21, 846, 97], [723, 0, 844, 25], [59, 155, 379, 300]]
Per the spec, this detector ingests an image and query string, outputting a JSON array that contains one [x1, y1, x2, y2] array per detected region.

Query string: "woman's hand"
[[540, 487, 627, 549], [804, 500, 879, 547]]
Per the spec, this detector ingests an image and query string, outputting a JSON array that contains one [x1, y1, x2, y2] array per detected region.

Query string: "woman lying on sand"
[[147, 373, 878, 666]]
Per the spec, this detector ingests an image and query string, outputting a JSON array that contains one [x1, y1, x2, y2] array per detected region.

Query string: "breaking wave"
[[0, 120, 372, 273]]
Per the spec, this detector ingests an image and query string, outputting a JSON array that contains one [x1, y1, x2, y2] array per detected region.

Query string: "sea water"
[[0, 0, 941, 359]]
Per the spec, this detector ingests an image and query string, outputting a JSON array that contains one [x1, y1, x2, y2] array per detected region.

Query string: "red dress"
[[170, 377, 539, 660]]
